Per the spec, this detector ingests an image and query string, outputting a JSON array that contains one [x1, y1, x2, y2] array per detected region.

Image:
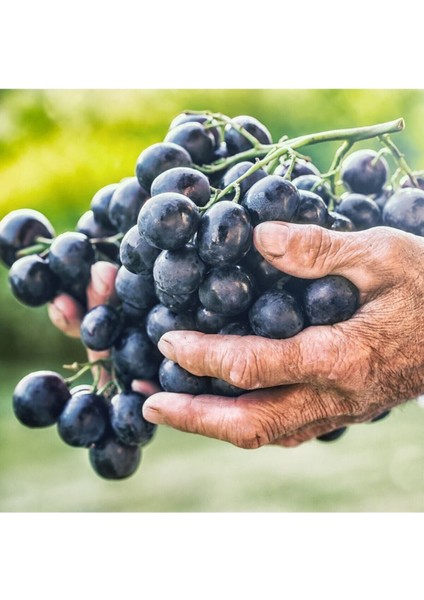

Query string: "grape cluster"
[[2, 110, 423, 480]]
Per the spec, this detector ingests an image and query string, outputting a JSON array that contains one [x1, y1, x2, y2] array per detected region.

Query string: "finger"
[[254, 222, 407, 296], [132, 379, 162, 398], [87, 261, 119, 310], [48, 294, 85, 338], [142, 385, 343, 448], [157, 327, 347, 389]]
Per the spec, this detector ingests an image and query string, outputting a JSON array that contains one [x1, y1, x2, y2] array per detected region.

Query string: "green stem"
[[90, 232, 124, 245], [63, 359, 111, 385], [379, 134, 418, 187], [322, 140, 353, 195], [16, 243, 49, 258], [282, 152, 297, 180]]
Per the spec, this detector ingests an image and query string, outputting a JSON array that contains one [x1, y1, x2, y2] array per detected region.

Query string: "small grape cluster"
[[1, 111, 423, 480]]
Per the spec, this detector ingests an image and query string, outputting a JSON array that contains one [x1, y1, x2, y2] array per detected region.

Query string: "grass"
[[1, 362, 423, 512]]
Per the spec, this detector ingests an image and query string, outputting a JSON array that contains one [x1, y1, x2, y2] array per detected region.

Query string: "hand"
[[48, 261, 159, 396], [143, 222, 424, 447]]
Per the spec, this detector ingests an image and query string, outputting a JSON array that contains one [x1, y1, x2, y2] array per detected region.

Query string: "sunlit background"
[[0, 89, 423, 512]]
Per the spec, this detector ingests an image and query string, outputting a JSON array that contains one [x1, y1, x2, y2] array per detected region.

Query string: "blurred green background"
[[0, 89, 423, 511]]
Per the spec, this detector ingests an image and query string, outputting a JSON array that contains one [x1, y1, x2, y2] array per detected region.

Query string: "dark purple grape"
[[165, 122, 215, 165], [80, 304, 122, 351], [274, 158, 320, 179], [154, 287, 198, 314], [48, 232, 96, 288], [373, 186, 393, 210], [120, 301, 149, 326], [220, 161, 267, 199], [115, 266, 157, 312], [249, 289, 304, 339], [76, 210, 120, 263], [327, 211, 356, 232], [136, 142, 192, 190], [240, 244, 283, 290], [195, 306, 231, 333], [57, 392, 109, 447], [382, 188, 424, 236], [224, 115, 272, 155], [153, 245, 206, 295], [8, 255, 59, 307], [370, 410, 391, 423], [138, 193, 200, 250], [112, 327, 162, 380], [13, 371, 70, 428], [219, 321, 252, 335], [89, 436, 141, 480], [317, 427, 347, 442], [0, 209, 55, 267], [291, 175, 332, 206], [151, 167, 211, 207], [169, 112, 220, 148], [294, 190, 329, 226], [336, 194, 381, 230], [242, 175, 300, 226], [199, 265, 255, 317], [196, 201, 252, 266], [110, 391, 156, 446], [302, 275, 359, 326], [119, 226, 160, 274], [90, 183, 119, 228], [108, 177, 150, 234], [341, 149, 388, 195], [210, 378, 243, 397], [146, 303, 197, 346], [159, 359, 210, 394]]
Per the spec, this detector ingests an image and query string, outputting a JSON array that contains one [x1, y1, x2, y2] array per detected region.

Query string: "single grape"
[[57, 391, 110, 447], [341, 149, 388, 195], [169, 112, 221, 148], [119, 226, 160, 274], [164, 122, 215, 165], [195, 306, 231, 333], [219, 321, 253, 335], [382, 188, 424, 236], [336, 194, 381, 230], [242, 175, 300, 226], [146, 303, 197, 345], [80, 304, 122, 351], [120, 301, 149, 326], [291, 175, 332, 206], [89, 436, 141, 480], [154, 286, 198, 314], [0, 209, 55, 267], [224, 115, 272, 155], [8, 255, 59, 307], [274, 158, 320, 179], [110, 391, 156, 446], [196, 201, 252, 266], [249, 290, 304, 339], [220, 161, 267, 199], [135, 142, 192, 190], [76, 210, 120, 263], [48, 232, 96, 288], [294, 190, 329, 226], [138, 193, 200, 250], [112, 327, 162, 380], [240, 244, 283, 290], [327, 211, 356, 232], [199, 265, 255, 317], [210, 378, 244, 397], [159, 359, 210, 394], [108, 177, 150, 234], [153, 245, 206, 295], [90, 183, 119, 228], [13, 371, 70, 428], [302, 275, 359, 325], [151, 167, 211, 207], [115, 266, 157, 312], [316, 427, 347, 442]]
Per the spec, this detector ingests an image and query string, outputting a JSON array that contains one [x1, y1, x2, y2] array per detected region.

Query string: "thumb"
[[254, 222, 401, 294]]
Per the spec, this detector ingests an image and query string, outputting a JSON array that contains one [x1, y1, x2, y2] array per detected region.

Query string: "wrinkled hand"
[[48, 261, 158, 397], [143, 223, 424, 448]]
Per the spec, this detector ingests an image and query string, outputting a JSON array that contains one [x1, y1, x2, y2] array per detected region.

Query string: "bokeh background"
[[0, 89, 423, 512]]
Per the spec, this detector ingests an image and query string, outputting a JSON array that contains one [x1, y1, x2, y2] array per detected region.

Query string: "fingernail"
[[157, 333, 177, 360], [142, 397, 166, 425], [91, 265, 110, 296], [255, 222, 289, 257]]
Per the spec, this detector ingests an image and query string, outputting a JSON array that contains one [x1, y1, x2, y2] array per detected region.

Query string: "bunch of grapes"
[[1, 110, 423, 480]]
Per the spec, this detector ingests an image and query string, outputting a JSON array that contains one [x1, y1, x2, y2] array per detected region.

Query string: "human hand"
[[143, 223, 424, 447], [48, 261, 159, 396]]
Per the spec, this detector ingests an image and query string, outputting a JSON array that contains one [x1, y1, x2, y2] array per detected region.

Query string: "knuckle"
[[301, 226, 336, 272], [232, 410, 276, 449], [221, 343, 263, 390]]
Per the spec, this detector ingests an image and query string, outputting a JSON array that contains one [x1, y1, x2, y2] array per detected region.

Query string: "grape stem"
[[63, 358, 111, 385], [379, 134, 418, 187], [197, 117, 405, 207]]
